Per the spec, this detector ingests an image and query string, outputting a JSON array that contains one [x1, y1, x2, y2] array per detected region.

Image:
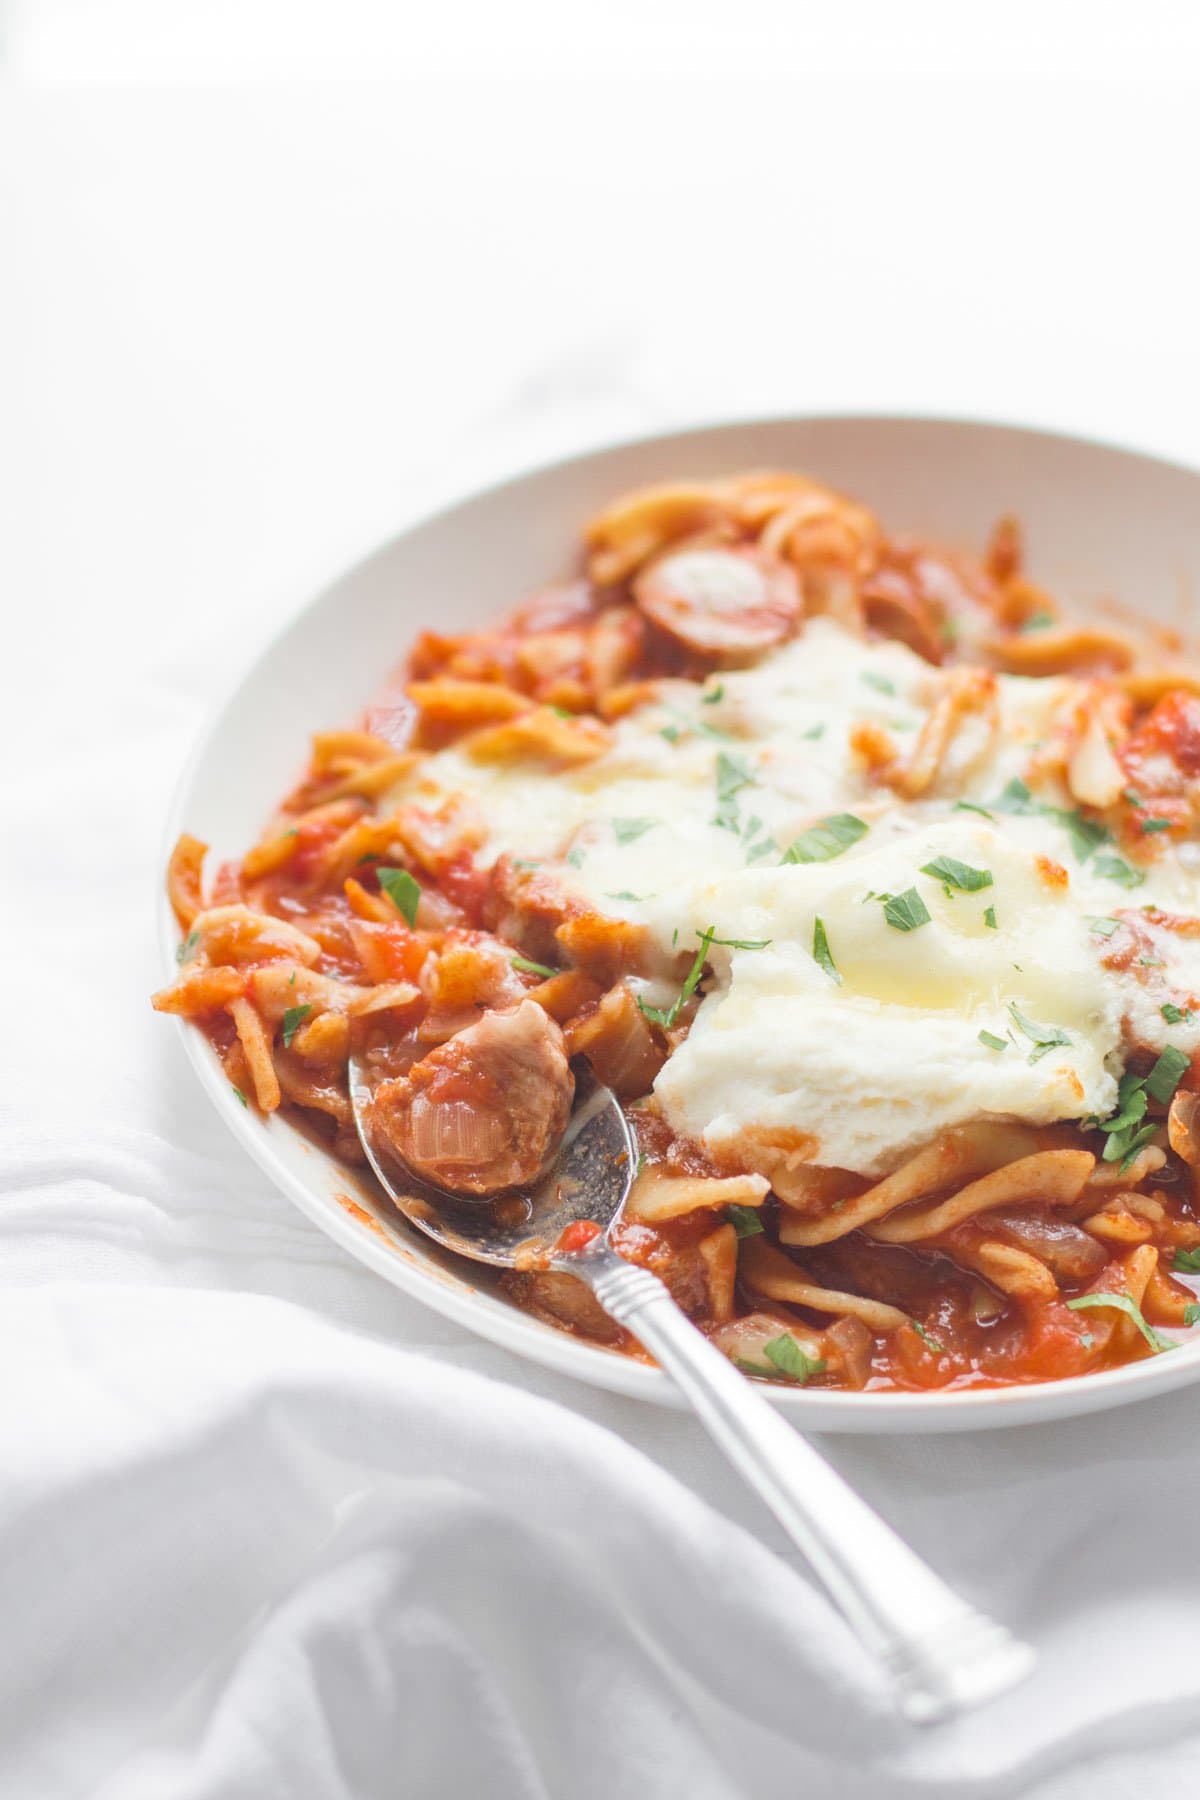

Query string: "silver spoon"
[[348, 1055, 1034, 1724]]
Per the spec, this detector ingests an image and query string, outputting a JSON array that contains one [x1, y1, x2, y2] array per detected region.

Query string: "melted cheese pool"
[[388, 619, 1200, 1175]]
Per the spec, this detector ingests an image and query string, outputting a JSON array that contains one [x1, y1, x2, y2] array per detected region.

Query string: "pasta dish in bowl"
[[155, 417, 1200, 1425]]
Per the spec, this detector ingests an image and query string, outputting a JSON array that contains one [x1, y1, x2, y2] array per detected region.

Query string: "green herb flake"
[[920, 854, 994, 894], [1146, 1044, 1190, 1105], [612, 816, 656, 846], [978, 1030, 1008, 1052], [1020, 608, 1057, 632], [1094, 854, 1145, 890], [1066, 1292, 1177, 1355], [1162, 1002, 1193, 1025], [1123, 786, 1144, 806], [232, 1086, 249, 1107], [763, 1333, 825, 1382], [955, 799, 995, 821], [701, 683, 725, 706], [860, 670, 896, 697], [713, 750, 756, 832], [993, 776, 1037, 815], [727, 1204, 765, 1239], [175, 929, 200, 965], [984, 905, 998, 930], [1141, 817, 1173, 834], [1187, 1304, 1200, 1327], [511, 955, 559, 980], [1172, 1247, 1200, 1274], [636, 927, 717, 1029], [812, 916, 840, 984], [605, 890, 650, 903], [881, 887, 932, 933], [565, 847, 586, 869], [377, 865, 422, 926], [281, 1004, 313, 1049], [1007, 1002, 1071, 1063], [1087, 916, 1121, 938], [911, 1321, 945, 1354], [800, 722, 827, 741], [781, 813, 869, 865]]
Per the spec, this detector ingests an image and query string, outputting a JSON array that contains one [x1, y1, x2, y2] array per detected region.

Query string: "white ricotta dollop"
[[386, 618, 1200, 1176]]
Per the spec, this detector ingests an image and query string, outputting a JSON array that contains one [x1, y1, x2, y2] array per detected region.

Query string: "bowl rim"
[[160, 408, 1200, 1432]]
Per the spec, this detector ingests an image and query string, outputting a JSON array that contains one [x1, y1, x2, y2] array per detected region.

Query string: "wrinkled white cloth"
[[7, 76, 1200, 1800], [4, 547, 1200, 1800]]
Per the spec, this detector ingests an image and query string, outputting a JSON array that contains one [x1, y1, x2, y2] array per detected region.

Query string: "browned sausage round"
[[632, 546, 802, 663], [370, 998, 574, 1195]]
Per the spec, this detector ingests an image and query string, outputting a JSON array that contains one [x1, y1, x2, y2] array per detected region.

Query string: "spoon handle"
[[573, 1244, 1034, 1725]]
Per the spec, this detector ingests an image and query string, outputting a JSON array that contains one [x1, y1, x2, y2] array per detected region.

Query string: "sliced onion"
[[405, 1094, 507, 1168]]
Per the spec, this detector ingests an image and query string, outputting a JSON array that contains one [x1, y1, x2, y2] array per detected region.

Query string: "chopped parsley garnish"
[[701, 683, 725, 705], [1088, 1053, 1185, 1168], [606, 890, 650, 902], [1162, 1002, 1194, 1025], [659, 703, 731, 745], [1141, 817, 1173, 834], [1087, 916, 1121, 937], [880, 887, 932, 932], [911, 1321, 945, 1353], [1172, 1247, 1200, 1274], [1065, 1292, 1176, 1355], [993, 776, 1038, 815], [232, 1086, 249, 1107], [176, 929, 200, 965], [636, 926, 769, 1028], [1123, 786, 1144, 806], [745, 836, 779, 864], [612, 817, 656, 845], [565, 847, 586, 869], [978, 1030, 1008, 1052], [764, 1332, 824, 1381], [781, 813, 869, 865], [733, 1332, 828, 1383], [955, 799, 995, 821], [812, 916, 840, 983], [1093, 853, 1144, 889], [860, 670, 896, 697], [1020, 608, 1057, 632], [377, 865, 422, 926], [1007, 1002, 1071, 1063], [800, 722, 827, 741], [281, 1004, 313, 1049], [511, 955, 559, 979], [920, 854, 993, 895], [713, 750, 756, 832], [991, 776, 1133, 873], [1146, 1044, 1190, 1105], [727, 1204, 765, 1238], [1058, 811, 1112, 863], [1187, 1304, 1200, 1326], [984, 905, 998, 930]]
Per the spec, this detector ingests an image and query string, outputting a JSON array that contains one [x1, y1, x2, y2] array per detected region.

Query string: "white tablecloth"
[[5, 72, 1200, 1798]]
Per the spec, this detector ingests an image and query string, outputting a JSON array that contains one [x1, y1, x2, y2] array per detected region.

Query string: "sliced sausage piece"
[[632, 546, 802, 664], [370, 998, 574, 1195]]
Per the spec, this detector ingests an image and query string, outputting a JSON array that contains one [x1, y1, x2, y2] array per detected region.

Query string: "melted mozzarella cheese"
[[387, 619, 1200, 1175]]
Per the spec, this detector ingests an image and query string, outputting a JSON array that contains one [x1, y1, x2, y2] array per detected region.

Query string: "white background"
[[6, 9, 1200, 1796]]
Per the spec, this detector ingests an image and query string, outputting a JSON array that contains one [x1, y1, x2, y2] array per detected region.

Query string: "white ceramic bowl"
[[162, 414, 1200, 1432]]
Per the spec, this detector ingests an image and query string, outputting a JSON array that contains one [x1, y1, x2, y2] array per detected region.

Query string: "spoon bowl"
[[348, 1056, 635, 1268]]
